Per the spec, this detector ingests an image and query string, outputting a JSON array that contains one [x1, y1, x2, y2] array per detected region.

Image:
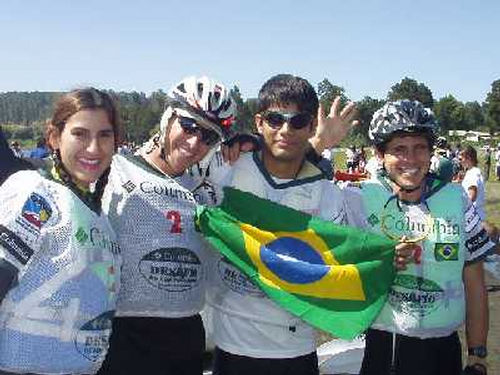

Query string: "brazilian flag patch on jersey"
[[434, 243, 459, 261]]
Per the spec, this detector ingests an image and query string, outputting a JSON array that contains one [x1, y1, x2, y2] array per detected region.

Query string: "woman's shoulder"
[[1, 170, 60, 210], [0, 170, 60, 240], [2, 170, 46, 192]]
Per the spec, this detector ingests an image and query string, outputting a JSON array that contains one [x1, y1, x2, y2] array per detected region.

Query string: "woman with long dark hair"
[[0, 88, 122, 374]]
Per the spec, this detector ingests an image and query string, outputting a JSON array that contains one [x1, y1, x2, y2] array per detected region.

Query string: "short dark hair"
[[257, 74, 319, 116]]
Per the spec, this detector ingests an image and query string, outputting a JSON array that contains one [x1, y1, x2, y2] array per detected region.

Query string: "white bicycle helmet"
[[369, 100, 438, 146], [160, 76, 237, 142]]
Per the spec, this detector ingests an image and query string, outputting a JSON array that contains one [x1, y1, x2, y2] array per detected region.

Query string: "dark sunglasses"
[[262, 111, 312, 130], [178, 116, 220, 146]]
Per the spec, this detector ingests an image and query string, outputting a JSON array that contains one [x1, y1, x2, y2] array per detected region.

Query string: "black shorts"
[[212, 347, 319, 375], [360, 328, 462, 375], [98, 315, 205, 375]]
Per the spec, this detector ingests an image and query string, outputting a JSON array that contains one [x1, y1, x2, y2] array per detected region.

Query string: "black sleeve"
[[0, 128, 35, 185], [223, 133, 262, 151], [306, 147, 334, 179], [305, 146, 323, 164], [0, 258, 19, 303]]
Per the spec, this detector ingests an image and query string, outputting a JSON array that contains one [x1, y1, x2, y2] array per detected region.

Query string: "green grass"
[[485, 180, 500, 227]]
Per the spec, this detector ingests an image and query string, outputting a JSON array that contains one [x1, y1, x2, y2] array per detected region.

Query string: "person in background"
[[0, 88, 122, 374], [364, 153, 381, 179], [10, 141, 23, 158], [117, 141, 131, 155], [29, 138, 50, 159], [429, 136, 446, 169], [428, 137, 455, 182], [460, 145, 500, 288], [346, 145, 356, 173], [317, 147, 334, 179], [494, 144, 500, 181], [0, 128, 34, 185], [460, 145, 486, 221], [357, 146, 367, 173], [484, 146, 492, 181]]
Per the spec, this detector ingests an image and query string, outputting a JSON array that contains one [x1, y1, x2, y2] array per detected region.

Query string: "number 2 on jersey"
[[165, 210, 182, 233]]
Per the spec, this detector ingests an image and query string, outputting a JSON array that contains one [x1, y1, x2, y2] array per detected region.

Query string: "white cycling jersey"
[[0, 170, 120, 374], [206, 152, 348, 358], [461, 166, 486, 220], [102, 154, 216, 318]]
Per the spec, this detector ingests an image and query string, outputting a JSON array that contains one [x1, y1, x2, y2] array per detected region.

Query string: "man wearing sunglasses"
[[205, 74, 388, 375], [99, 76, 239, 375]]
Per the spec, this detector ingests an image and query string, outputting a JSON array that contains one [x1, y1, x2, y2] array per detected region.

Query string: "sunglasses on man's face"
[[262, 111, 312, 130], [178, 116, 220, 146]]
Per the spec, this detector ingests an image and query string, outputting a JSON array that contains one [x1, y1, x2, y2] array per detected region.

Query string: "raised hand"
[[310, 96, 359, 154]]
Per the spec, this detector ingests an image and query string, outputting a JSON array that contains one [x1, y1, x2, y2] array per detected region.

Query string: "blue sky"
[[0, 0, 498, 103]]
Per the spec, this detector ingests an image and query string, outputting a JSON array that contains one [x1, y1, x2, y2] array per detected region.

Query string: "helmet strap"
[[381, 164, 423, 193]]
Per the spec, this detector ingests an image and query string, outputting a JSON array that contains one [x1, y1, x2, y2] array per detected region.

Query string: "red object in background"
[[334, 170, 368, 182]]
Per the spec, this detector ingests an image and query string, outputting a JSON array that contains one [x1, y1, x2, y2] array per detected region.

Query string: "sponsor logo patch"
[[139, 182, 196, 203], [388, 274, 444, 317], [75, 311, 114, 362], [367, 213, 380, 227], [74, 226, 120, 254], [465, 228, 489, 254], [217, 257, 264, 297], [464, 204, 480, 233], [20, 193, 52, 230], [0, 224, 34, 265], [122, 180, 136, 193], [139, 247, 201, 292], [75, 227, 89, 245]]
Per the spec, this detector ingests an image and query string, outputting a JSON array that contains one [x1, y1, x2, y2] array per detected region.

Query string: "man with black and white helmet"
[[347, 100, 494, 375], [99, 76, 238, 375]]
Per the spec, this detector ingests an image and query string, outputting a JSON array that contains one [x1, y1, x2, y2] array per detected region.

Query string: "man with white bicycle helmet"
[[99, 76, 237, 375], [354, 100, 494, 375]]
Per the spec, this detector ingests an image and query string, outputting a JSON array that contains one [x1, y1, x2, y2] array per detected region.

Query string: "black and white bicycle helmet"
[[160, 76, 237, 142], [435, 136, 447, 149], [369, 100, 438, 146]]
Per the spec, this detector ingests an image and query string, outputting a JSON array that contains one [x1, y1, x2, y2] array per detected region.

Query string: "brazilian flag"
[[196, 187, 397, 340]]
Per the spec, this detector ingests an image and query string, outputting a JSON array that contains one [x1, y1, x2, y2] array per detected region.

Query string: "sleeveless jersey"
[[206, 152, 347, 358], [103, 154, 214, 318], [0, 170, 120, 374], [350, 176, 494, 338]]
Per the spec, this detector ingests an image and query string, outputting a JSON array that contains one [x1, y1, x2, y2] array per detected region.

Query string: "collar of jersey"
[[376, 169, 448, 205], [43, 160, 102, 214], [252, 151, 324, 189]]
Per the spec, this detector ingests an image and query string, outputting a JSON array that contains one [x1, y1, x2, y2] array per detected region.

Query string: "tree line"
[[1, 77, 500, 145]]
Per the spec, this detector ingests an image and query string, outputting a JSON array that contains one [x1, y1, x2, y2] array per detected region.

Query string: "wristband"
[[468, 346, 487, 358]]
